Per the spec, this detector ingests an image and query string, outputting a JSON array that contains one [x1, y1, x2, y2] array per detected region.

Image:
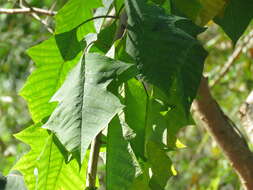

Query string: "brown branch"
[[0, 7, 56, 16], [19, 0, 54, 33], [86, 132, 102, 190], [210, 30, 253, 88], [192, 77, 253, 190]]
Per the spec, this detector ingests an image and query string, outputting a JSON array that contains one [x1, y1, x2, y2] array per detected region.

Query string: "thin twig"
[[0, 5, 118, 33], [86, 132, 102, 190], [31, 13, 54, 33], [45, 2, 57, 23], [210, 30, 253, 88], [76, 15, 118, 30], [19, 0, 54, 33], [0, 7, 56, 16]]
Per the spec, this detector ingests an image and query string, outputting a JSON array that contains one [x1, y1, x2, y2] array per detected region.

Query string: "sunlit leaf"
[[55, 0, 103, 34], [20, 37, 81, 122], [36, 135, 87, 190], [13, 124, 86, 190]]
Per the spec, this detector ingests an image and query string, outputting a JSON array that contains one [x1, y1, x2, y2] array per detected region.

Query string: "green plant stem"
[[86, 132, 102, 190]]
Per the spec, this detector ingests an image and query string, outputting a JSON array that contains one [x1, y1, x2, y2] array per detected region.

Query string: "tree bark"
[[192, 77, 253, 190]]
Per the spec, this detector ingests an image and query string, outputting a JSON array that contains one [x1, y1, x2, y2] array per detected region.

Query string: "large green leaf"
[[13, 124, 48, 190], [125, 0, 207, 114], [214, 0, 253, 43], [36, 135, 87, 190], [20, 37, 81, 122], [55, 0, 102, 34], [44, 53, 135, 162], [13, 124, 86, 190], [124, 1, 207, 187]]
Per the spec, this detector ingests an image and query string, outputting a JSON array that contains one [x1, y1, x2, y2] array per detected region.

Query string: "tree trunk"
[[192, 77, 253, 190]]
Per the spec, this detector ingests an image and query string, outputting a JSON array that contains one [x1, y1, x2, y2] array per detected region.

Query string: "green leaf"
[[114, 0, 124, 13], [214, 0, 253, 43], [124, 1, 207, 187], [129, 175, 151, 190], [146, 141, 172, 190], [171, 0, 202, 21], [89, 22, 117, 54], [55, 29, 81, 61], [55, 0, 103, 34], [125, 79, 148, 159], [197, 0, 227, 26], [13, 124, 86, 190], [114, 36, 135, 63], [20, 37, 81, 122], [36, 135, 87, 190], [13, 124, 48, 190], [125, 0, 207, 112], [124, 79, 174, 189], [106, 116, 144, 190], [44, 53, 135, 162]]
